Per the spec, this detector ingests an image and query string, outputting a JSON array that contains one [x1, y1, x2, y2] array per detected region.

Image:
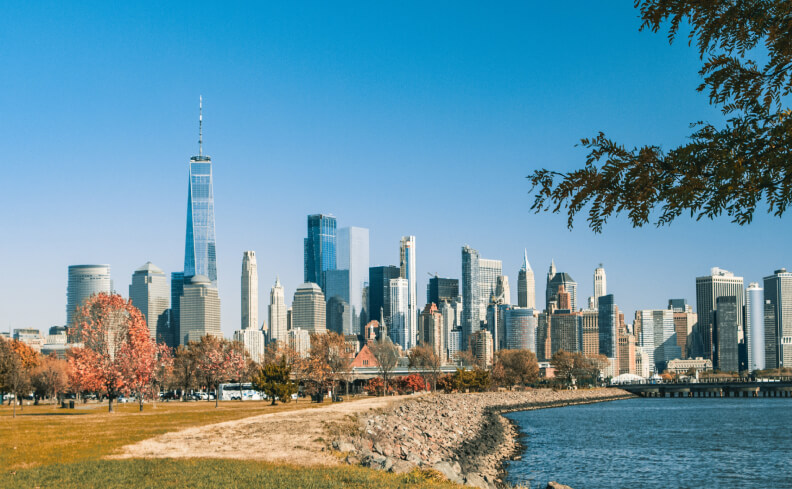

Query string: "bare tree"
[[369, 339, 400, 395]]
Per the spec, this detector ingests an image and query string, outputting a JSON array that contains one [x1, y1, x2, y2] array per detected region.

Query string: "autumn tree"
[[31, 353, 69, 404], [172, 344, 198, 400], [193, 335, 247, 408], [251, 359, 296, 405], [408, 344, 442, 391], [145, 344, 174, 408], [551, 350, 577, 387], [0, 338, 38, 416], [492, 349, 540, 389], [304, 332, 352, 400], [529, 2, 792, 231], [68, 293, 159, 412], [369, 338, 400, 395]]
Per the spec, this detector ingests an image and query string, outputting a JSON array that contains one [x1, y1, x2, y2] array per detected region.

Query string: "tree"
[[31, 353, 69, 405], [449, 367, 491, 393], [529, 2, 792, 232], [551, 350, 577, 387], [408, 344, 442, 392], [306, 332, 352, 400], [172, 344, 198, 400], [251, 359, 296, 405], [146, 344, 174, 408], [492, 349, 540, 388], [0, 338, 37, 416], [193, 335, 247, 408], [369, 339, 400, 395], [68, 293, 158, 413]]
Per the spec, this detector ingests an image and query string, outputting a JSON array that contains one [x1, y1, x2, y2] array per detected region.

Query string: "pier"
[[618, 378, 792, 398]]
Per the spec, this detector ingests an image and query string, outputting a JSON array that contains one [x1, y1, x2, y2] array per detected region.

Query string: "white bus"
[[218, 383, 263, 401]]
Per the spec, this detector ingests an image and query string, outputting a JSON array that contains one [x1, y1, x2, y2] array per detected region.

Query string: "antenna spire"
[[198, 95, 203, 157]]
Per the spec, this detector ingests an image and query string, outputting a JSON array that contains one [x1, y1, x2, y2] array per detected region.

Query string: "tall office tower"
[[66, 265, 112, 328], [338, 227, 369, 331], [427, 277, 459, 306], [233, 328, 265, 363], [184, 98, 218, 286], [326, 296, 351, 335], [304, 214, 337, 292], [170, 272, 185, 347], [713, 296, 740, 371], [506, 308, 537, 352], [399, 236, 417, 352], [494, 275, 511, 305], [672, 309, 698, 358], [478, 258, 503, 318], [440, 301, 455, 349], [579, 309, 599, 356], [745, 283, 765, 371], [388, 278, 409, 348], [668, 298, 690, 312], [695, 267, 744, 360], [638, 309, 679, 373], [241, 251, 258, 330], [368, 266, 401, 325], [448, 328, 462, 361], [763, 268, 792, 367], [471, 329, 494, 367], [325, 269, 351, 334], [179, 275, 221, 345], [129, 262, 169, 342], [419, 303, 445, 362], [536, 312, 550, 361], [268, 277, 288, 343], [551, 310, 579, 355], [517, 250, 536, 309], [461, 246, 481, 349], [617, 332, 637, 375], [360, 285, 369, 326], [598, 294, 618, 358], [593, 265, 607, 309], [546, 261, 578, 312], [288, 328, 311, 358], [292, 283, 326, 333], [486, 303, 509, 351], [764, 300, 778, 369]]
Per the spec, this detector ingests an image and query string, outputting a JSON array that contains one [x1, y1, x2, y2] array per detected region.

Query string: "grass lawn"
[[0, 398, 461, 488]]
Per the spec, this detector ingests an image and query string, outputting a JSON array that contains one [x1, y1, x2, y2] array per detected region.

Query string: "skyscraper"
[[233, 328, 265, 363], [179, 275, 221, 344], [638, 309, 679, 373], [66, 265, 112, 328], [695, 267, 744, 360], [745, 282, 765, 371], [478, 258, 502, 318], [714, 296, 740, 372], [399, 236, 417, 351], [304, 214, 337, 292], [506, 308, 537, 352], [327, 296, 352, 336], [368, 266, 401, 326], [517, 250, 535, 309], [268, 277, 287, 343], [593, 265, 606, 309], [338, 227, 370, 331], [427, 277, 459, 306], [129, 262, 169, 342], [763, 268, 792, 367], [184, 97, 217, 286], [765, 300, 778, 369], [461, 245, 481, 349], [579, 309, 599, 356], [241, 251, 258, 330], [419, 303, 445, 362], [389, 277, 409, 348], [546, 261, 577, 312], [598, 294, 618, 359], [292, 283, 326, 333]]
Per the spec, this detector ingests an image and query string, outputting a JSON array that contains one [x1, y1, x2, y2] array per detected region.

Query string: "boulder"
[[433, 461, 464, 484], [546, 482, 574, 489]]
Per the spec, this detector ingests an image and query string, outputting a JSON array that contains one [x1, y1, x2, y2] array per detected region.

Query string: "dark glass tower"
[[304, 214, 337, 291], [427, 277, 459, 306], [184, 97, 217, 286], [368, 265, 401, 326]]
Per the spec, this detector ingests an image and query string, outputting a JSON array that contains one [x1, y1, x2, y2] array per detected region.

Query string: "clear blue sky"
[[1, 1, 786, 337]]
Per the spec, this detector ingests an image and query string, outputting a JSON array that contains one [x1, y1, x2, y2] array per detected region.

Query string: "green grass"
[[0, 459, 460, 489]]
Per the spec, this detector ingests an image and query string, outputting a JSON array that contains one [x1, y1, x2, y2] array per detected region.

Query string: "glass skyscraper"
[[184, 148, 217, 285], [66, 265, 112, 328], [304, 214, 337, 291]]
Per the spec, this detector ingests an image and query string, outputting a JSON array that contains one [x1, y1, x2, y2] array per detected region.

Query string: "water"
[[503, 398, 792, 489]]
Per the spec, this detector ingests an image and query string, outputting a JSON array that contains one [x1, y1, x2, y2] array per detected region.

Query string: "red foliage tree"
[[193, 335, 247, 407], [67, 293, 159, 412], [403, 373, 428, 393]]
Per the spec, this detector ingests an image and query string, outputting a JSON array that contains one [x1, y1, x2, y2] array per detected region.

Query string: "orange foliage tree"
[[67, 293, 160, 412], [192, 335, 248, 408], [0, 338, 39, 416]]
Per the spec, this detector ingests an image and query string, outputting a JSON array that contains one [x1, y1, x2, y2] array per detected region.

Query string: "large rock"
[[546, 482, 574, 489], [433, 461, 463, 484]]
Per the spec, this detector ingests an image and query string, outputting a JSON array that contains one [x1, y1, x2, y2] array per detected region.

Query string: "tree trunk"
[[215, 386, 219, 408], [108, 397, 114, 413], [12, 395, 16, 418], [139, 392, 144, 412]]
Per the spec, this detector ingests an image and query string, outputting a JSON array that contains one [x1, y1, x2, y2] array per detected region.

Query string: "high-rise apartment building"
[[638, 309, 680, 373], [419, 303, 445, 363], [170, 272, 185, 348], [66, 264, 112, 328], [517, 250, 535, 309], [478, 258, 503, 318], [546, 261, 577, 311], [593, 265, 606, 309], [745, 282, 765, 371], [551, 311, 579, 355], [288, 328, 311, 358], [506, 308, 537, 352], [233, 328, 265, 363], [292, 283, 326, 333], [129, 262, 169, 342], [536, 312, 550, 361], [388, 278, 410, 348], [598, 294, 618, 358], [617, 332, 637, 375], [763, 268, 792, 367], [471, 329, 494, 367], [241, 251, 258, 330], [184, 100, 218, 286], [368, 266, 401, 325], [486, 303, 509, 351], [461, 246, 481, 349], [579, 309, 599, 357], [399, 236, 417, 352], [338, 227, 370, 332], [494, 275, 511, 305], [695, 267, 744, 360], [304, 214, 337, 292], [714, 296, 740, 372], [179, 275, 221, 345], [268, 277, 288, 343], [765, 300, 778, 369], [427, 277, 459, 306]]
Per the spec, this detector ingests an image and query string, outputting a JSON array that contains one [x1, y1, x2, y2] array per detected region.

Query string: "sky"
[[1, 1, 788, 338]]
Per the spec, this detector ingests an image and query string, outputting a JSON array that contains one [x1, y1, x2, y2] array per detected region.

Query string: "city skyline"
[[4, 3, 792, 338]]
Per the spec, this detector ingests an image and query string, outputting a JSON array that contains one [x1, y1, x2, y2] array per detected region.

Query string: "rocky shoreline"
[[333, 388, 633, 488]]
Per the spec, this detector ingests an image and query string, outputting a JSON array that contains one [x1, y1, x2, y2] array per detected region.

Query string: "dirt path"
[[113, 396, 407, 466]]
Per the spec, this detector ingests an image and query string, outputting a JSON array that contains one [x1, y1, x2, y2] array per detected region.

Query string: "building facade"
[[714, 296, 740, 372], [593, 265, 606, 309], [598, 294, 618, 358], [304, 214, 337, 291], [505, 308, 537, 352], [695, 267, 744, 360], [241, 251, 258, 330], [268, 277, 288, 343], [579, 309, 599, 357], [461, 245, 481, 349], [129, 262, 169, 342], [419, 303, 445, 363], [233, 328, 265, 363], [427, 277, 459, 307], [337, 226, 370, 333], [66, 264, 112, 328], [368, 266, 401, 326], [184, 136, 218, 286], [763, 268, 792, 368], [399, 236, 417, 353], [517, 249, 535, 309], [745, 282, 765, 371], [179, 275, 221, 345], [292, 282, 326, 333], [478, 258, 503, 318], [546, 261, 577, 311], [388, 277, 410, 349]]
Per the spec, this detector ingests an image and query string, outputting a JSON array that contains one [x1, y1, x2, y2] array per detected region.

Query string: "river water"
[[503, 397, 792, 489]]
